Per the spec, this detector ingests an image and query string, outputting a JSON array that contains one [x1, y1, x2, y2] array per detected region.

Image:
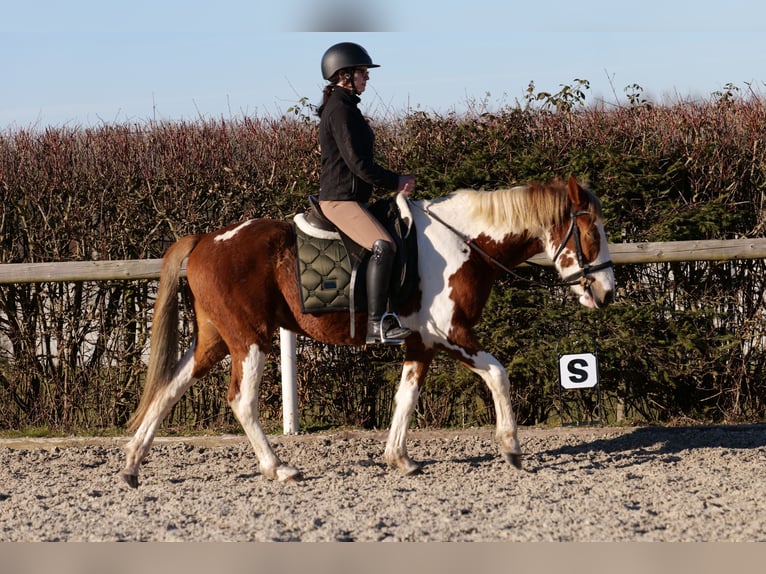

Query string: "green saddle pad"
[[295, 226, 353, 313]]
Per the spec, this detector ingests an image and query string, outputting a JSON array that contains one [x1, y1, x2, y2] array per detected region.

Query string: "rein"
[[414, 200, 613, 289]]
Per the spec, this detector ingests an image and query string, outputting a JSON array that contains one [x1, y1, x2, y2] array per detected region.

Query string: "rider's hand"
[[397, 175, 415, 196]]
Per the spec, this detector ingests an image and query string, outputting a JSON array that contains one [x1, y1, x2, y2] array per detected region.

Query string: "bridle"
[[415, 200, 613, 290], [551, 204, 614, 289]]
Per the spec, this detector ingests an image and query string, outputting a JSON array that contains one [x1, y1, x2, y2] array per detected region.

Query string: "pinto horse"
[[120, 175, 615, 487]]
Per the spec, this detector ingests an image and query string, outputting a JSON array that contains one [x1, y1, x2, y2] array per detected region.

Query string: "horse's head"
[[548, 175, 615, 309]]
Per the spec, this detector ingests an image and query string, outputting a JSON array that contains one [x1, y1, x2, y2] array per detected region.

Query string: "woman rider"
[[316, 42, 415, 345]]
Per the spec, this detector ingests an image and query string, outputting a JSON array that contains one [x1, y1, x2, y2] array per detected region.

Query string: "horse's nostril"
[[601, 289, 615, 306]]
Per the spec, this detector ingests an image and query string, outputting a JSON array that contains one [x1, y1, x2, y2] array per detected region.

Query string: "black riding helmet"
[[321, 42, 380, 81]]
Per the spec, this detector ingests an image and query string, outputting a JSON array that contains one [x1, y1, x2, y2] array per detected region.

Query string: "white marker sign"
[[559, 353, 599, 389]]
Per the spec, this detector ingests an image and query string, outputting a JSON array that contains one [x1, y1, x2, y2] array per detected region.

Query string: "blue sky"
[[2, 1, 764, 128]]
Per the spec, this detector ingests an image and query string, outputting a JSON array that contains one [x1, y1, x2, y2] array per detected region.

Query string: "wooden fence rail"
[[1, 239, 766, 284]]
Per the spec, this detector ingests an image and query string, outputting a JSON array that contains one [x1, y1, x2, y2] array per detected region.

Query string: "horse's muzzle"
[[575, 272, 615, 309], [588, 280, 615, 308], [595, 287, 615, 308]]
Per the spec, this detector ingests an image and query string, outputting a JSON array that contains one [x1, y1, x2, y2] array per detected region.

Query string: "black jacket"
[[318, 87, 400, 203]]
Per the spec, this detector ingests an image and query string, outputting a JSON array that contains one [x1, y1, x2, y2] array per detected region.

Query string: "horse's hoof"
[[399, 460, 422, 476], [503, 452, 523, 469], [275, 466, 303, 483], [120, 471, 140, 489]]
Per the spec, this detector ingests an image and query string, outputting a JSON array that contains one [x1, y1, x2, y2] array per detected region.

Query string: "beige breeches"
[[318, 200, 394, 251]]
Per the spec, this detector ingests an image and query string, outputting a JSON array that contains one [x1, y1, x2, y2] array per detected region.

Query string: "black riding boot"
[[365, 239, 412, 345]]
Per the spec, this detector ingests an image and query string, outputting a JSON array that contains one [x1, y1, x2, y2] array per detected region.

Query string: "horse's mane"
[[454, 179, 602, 231]]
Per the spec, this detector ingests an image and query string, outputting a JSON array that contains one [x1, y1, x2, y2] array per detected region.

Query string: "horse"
[[120, 175, 615, 487]]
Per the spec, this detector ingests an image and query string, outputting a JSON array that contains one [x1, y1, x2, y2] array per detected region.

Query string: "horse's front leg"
[[229, 344, 301, 482], [464, 351, 522, 468], [384, 350, 434, 475]]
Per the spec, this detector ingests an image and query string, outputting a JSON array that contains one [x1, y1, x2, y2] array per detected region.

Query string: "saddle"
[[293, 194, 418, 337]]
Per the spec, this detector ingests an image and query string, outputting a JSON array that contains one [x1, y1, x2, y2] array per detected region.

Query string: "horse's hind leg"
[[121, 347, 198, 487], [384, 353, 433, 475], [228, 343, 302, 482], [121, 321, 226, 488]]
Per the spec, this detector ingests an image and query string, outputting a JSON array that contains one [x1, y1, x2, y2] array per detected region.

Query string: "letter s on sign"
[[558, 353, 598, 389], [567, 359, 589, 383]]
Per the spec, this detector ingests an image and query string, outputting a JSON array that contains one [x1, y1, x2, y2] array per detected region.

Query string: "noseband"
[[553, 204, 614, 289]]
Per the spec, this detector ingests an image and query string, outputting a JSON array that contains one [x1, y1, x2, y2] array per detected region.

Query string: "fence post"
[[279, 328, 299, 435]]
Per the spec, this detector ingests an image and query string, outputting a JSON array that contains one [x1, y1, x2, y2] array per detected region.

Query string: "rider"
[[316, 42, 414, 345]]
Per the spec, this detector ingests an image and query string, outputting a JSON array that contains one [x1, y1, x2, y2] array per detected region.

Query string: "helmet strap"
[[338, 69, 360, 96]]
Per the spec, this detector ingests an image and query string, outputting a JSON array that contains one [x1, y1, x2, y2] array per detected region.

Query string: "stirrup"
[[366, 312, 412, 345]]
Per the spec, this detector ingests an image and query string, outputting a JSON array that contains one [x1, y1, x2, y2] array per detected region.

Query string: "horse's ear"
[[566, 174, 583, 204]]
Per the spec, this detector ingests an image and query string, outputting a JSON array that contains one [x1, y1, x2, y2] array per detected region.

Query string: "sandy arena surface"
[[1, 424, 765, 542]]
